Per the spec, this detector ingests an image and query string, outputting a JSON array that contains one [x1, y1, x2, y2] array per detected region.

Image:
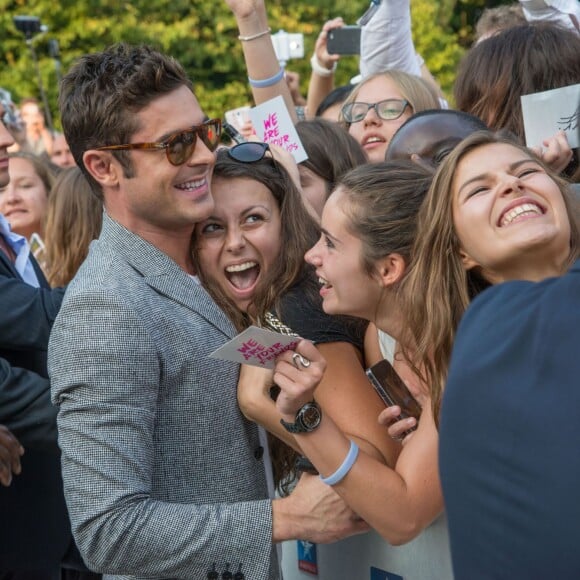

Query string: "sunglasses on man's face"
[[96, 118, 222, 166]]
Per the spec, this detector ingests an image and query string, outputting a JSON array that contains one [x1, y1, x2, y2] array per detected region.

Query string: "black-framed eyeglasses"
[[96, 118, 222, 166], [342, 99, 409, 124], [227, 141, 272, 163]]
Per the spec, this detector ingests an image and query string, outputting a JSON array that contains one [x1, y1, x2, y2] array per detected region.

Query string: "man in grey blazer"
[[48, 44, 366, 580]]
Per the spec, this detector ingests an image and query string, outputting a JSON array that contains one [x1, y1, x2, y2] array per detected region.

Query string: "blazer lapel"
[[99, 214, 235, 340], [30, 254, 50, 289], [145, 274, 235, 340]]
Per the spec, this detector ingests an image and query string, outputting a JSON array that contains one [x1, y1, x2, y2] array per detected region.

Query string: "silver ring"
[[292, 352, 311, 369]]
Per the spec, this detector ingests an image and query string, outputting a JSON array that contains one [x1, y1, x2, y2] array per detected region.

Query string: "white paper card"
[[248, 95, 308, 163], [521, 84, 580, 149], [209, 325, 301, 369]]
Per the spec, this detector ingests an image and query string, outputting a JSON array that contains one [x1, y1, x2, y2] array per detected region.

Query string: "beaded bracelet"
[[320, 440, 359, 486], [248, 68, 285, 89], [238, 28, 271, 42], [310, 54, 337, 78]]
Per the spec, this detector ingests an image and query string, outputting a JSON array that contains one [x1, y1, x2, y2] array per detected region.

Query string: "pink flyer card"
[[248, 95, 308, 163], [209, 326, 301, 369]]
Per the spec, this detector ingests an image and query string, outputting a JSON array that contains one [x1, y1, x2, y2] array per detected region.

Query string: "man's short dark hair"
[[386, 109, 488, 165], [59, 43, 193, 199]]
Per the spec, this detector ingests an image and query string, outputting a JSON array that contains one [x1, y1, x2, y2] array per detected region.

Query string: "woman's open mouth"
[[225, 260, 260, 291]]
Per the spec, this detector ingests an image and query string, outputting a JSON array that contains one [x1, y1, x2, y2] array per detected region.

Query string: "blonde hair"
[[44, 167, 103, 287], [401, 131, 580, 422], [340, 70, 441, 127]]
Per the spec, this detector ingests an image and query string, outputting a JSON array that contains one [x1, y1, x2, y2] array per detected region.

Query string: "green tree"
[[0, 0, 509, 123], [411, 0, 465, 101]]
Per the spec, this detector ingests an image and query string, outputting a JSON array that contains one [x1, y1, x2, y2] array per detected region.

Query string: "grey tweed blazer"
[[49, 214, 278, 580]]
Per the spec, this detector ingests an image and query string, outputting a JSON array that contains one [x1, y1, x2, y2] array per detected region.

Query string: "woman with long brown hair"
[[402, 131, 580, 421], [44, 167, 102, 287]]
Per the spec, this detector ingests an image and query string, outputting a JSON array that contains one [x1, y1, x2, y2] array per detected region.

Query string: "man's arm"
[[360, 0, 421, 79], [0, 357, 58, 451], [50, 286, 367, 577], [0, 268, 65, 351], [49, 289, 275, 579]]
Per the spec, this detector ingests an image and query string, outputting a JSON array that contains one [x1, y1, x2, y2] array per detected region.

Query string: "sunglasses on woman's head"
[[95, 118, 222, 166], [227, 141, 272, 163]]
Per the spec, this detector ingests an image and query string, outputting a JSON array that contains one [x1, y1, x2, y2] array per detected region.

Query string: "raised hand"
[[224, 0, 266, 22], [314, 18, 344, 71]]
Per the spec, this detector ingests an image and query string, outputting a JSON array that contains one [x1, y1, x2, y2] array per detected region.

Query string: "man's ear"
[[375, 253, 406, 288], [459, 248, 479, 271], [82, 150, 120, 189], [410, 153, 435, 171]]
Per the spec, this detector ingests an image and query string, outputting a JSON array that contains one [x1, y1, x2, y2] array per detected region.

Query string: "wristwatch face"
[[280, 402, 322, 433], [300, 403, 322, 430]]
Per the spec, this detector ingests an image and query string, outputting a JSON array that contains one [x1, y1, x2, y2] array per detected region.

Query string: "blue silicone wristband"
[[248, 68, 285, 89], [320, 440, 359, 486]]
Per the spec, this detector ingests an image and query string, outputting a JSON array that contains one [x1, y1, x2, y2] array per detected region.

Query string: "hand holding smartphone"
[[366, 359, 421, 437], [222, 121, 247, 145]]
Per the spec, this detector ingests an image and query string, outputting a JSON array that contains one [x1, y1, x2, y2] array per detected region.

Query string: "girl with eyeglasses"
[[340, 71, 441, 164]]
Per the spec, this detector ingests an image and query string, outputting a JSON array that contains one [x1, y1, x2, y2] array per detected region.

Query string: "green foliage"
[[0, 0, 511, 124], [411, 0, 465, 101]]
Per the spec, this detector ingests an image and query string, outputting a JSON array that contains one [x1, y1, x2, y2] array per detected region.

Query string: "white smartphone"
[[224, 106, 251, 130]]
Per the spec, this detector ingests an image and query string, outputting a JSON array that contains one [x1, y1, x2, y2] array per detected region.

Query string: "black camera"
[[13, 16, 42, 38]]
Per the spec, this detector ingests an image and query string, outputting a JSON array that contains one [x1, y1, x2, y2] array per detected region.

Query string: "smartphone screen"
[[327, 26, 361, 55], [366, 359, 422, 423]]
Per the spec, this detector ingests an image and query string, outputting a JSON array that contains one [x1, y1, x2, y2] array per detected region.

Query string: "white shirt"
[[360, 0, 422, 79], [520, 0, 580, 32]]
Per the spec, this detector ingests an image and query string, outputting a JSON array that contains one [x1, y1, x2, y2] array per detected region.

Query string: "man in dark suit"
[[439, 259, 580, 579], [0, 93, 89, 579]]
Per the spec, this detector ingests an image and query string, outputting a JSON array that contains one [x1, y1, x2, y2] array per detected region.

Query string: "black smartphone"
[[327, 26, 362, 55], [366, 359, 422, 430], [222, 121, 247, 145]]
